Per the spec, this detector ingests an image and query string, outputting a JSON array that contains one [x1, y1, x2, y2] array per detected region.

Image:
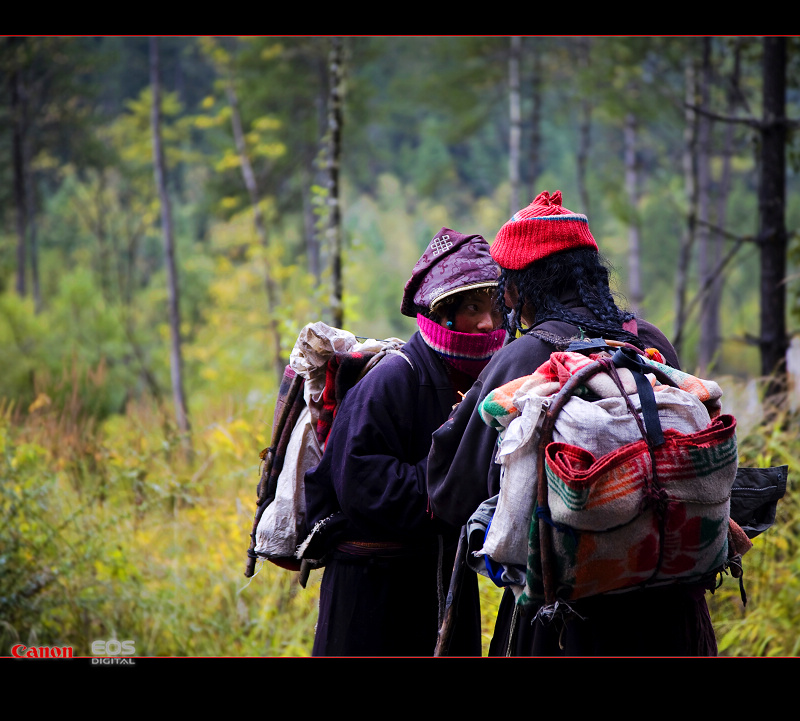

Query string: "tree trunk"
[[696, 38, 714, 375], [509, 36, 522, 215], [224, 59, 286, 381], [576, 37, 592, 216], [10, 50, 27, 299], [24, 141, 41, 314], [150, 36, 191, 442], [16, 54, 42, 315], [705, 39, 743, 375], [758, 36, 789, 409], [673, 51, 699, 358], [327, 37, 344, 329], [528, 43, 543, 199], [302, 176, 321, 282], [624, 111, 642, 310], [305, 51, 329, 283]]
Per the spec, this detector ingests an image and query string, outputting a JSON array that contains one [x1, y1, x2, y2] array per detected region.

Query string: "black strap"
[[611, 347, 665, 447]]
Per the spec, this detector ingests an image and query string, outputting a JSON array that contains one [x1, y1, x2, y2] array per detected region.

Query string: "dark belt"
[[335, 539, 436, 558]]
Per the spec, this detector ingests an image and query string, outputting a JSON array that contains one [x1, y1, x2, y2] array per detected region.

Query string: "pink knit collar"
[[417, 313, 506, 378]]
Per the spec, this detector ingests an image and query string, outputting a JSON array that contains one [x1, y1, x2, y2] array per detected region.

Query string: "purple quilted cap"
[[400, 228, 499, 318]]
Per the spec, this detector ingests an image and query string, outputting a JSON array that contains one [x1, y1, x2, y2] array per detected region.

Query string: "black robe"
[[303, 331, 482, 656], [427, 307, 718, 657]]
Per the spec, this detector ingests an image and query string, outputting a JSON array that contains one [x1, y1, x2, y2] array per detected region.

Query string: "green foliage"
[[0, 406, 134, 651], [0, 385, 320, 656], [0, 268, 146, 420], [707, 414, 800, 656], [0, 292, 46, 401]]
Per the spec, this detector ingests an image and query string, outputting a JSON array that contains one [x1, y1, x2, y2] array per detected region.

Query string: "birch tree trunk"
[[149, 36, 191, 441], [327, 37, 344, 329], [758, 36, 789, 409], [673, 52, 699, 358], [509, 36, 522, 215], [223, 59, 286, 381]]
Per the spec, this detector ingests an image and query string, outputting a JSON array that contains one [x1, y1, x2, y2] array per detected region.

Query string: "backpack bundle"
[[470, 336, 786, 615], [244, 322, 406, 578]]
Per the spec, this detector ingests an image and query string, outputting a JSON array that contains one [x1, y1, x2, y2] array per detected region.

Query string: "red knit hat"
[[491, 190, 598, 270]]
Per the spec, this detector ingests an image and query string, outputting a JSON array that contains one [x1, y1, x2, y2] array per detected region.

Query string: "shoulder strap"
[[528, 329, 573, 350], [356, 346, 412, 381]]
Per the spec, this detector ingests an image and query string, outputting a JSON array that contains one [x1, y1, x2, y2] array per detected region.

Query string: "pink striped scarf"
[[417, 313, 506, 378]]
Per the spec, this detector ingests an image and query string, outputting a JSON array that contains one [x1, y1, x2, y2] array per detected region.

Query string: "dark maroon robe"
[[303, 331, 482, 656]]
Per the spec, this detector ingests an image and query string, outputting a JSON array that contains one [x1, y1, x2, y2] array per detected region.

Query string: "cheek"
[[452, 315, 473, 334]]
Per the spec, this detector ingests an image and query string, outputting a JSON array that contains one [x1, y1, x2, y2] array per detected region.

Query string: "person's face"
[[503, 281, 534, 328], [446, 289, 502, 334]]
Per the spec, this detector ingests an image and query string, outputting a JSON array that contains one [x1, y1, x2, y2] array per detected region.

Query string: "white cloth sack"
[[254, 406, 322, 559]]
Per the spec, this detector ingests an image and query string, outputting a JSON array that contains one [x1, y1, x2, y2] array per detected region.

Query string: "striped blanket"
[[480, 349, 724, 429]]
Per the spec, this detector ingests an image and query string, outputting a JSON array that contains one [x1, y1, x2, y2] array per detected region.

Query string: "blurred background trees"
[[3, 36, 797, 418]]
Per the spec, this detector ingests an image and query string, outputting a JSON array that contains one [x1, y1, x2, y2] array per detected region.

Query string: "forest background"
[[2, 36, 799, 658]]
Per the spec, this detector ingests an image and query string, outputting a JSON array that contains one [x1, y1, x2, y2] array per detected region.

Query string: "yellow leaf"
[[252, 116, 281, 132], [28, 393, 52, 413], [215, 151, 241, 173], [194, 114, 222, 129]]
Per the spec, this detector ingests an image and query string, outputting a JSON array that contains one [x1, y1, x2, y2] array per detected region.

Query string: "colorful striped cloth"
[[480, 350, 724, 431]]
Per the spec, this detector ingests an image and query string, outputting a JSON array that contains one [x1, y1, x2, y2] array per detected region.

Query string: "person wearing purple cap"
[[427, 191, 718, 656], [301, 228, 505, 656]]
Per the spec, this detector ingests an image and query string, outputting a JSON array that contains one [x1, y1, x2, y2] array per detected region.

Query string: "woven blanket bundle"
[[316, 351, 376, 445], [246, 322, 406, 575], [531, 413, 738, 602], [477, 348, 741, 606]]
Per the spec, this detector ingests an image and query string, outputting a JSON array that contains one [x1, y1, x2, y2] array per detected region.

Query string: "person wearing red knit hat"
[[427, 191, 719, 657]]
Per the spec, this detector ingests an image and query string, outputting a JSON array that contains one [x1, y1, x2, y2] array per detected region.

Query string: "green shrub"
[[708, 412, 800, 656]]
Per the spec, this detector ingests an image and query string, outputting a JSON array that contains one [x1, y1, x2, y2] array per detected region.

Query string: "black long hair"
[[497, 248, 644, 349]]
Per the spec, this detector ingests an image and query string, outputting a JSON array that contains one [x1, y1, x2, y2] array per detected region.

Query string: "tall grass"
[[0, 392, 318, 656], [1, 382, 796, 657], [706, 412, 800, 656]]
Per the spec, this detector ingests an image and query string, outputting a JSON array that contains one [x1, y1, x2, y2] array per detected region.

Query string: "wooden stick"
[[434, 525, 468, 657]]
